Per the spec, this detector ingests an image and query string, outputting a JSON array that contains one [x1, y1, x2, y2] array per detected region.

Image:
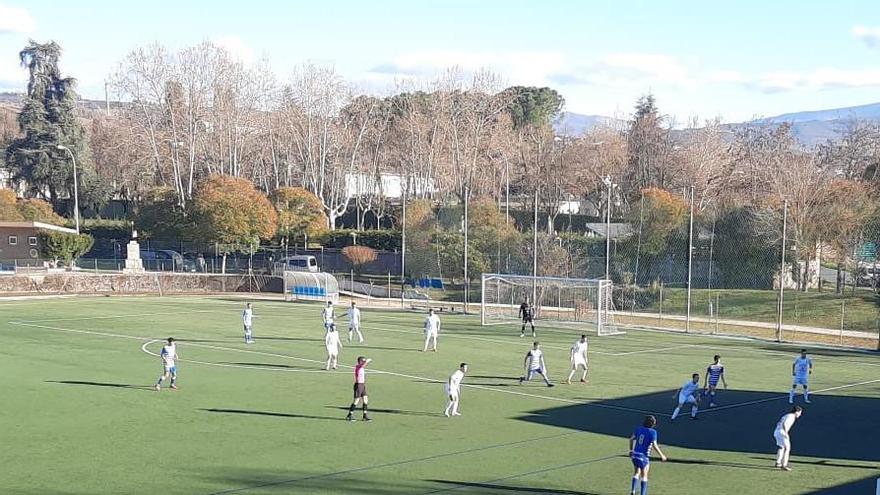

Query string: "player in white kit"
[[670, 373, 701, 420], [154, 337, 178, 391], [325, 324, 343, 370], [773, 405, 802, 471], [566, 334, 589, 384], [519, 342, 554, 387], [242, 303, 255, 344], [423, 309, 441, 352], [444, 363, 468, 417], [346, 301, 364, 343], [789, 349, 813, 404], [321, 300, 335, 332]]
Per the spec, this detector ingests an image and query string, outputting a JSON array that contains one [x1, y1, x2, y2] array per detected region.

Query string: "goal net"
[[481, 273, 623, 336]]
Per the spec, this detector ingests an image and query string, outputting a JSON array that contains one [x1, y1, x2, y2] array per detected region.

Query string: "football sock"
[[640, 480, 648, 495], [671, 407, 680, 420], [691, 406, 698, 418], [631, 476, 639, 494]]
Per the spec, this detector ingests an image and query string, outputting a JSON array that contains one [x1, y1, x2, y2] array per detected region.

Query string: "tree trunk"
[[222, 253, 227, 275], [836, 260, 843, 294]]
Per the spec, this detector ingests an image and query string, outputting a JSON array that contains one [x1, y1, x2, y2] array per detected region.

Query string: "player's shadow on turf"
[[427, 480, 600, 494], [202, 408, 340, 421], [224, 362, 322, 370], [326, 406, 446, 417], [517, 388, 880, 463], [46, 380, 154, 390]]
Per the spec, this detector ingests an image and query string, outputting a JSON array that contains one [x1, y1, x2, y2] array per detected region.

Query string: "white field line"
[[701, 378, 880, 415], [8, 319, 669, 418], [140, 340, 331, 374], [11, 310, 215, 324], [609, 344, 701, 356]]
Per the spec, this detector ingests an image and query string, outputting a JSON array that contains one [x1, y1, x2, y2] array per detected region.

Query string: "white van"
[[278, 255, 319, 273]]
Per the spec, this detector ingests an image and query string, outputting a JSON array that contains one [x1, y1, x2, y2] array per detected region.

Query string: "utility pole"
[[532, 188, 538, 305], [463, 186, 469, 313]]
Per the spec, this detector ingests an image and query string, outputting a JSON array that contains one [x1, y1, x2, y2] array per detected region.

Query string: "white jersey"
[[793, 357, 812, 378], [570, 340, 588, 361], [322, 306, 334, 324], [325, 331, 341, 353], [447, 369, 465, 394], [348, 307, 361, 326], [679, 380, 700, 398], [527, 349, 544, 370], [774, 412, 796, 435], [424, 314, 441, 334], [242, 308, 253, 327], [160, 344, 177, 368]]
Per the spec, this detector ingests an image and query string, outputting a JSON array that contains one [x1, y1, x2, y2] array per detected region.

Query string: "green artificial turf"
[[1, 295, 877, 494]]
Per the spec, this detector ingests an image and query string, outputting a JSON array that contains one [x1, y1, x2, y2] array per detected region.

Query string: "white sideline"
[[8, 319, 670, 418], [701, 377, 880, 415]]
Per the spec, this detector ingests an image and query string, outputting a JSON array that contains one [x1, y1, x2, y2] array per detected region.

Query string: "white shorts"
[[349, 323, 360, 330], [571, 357, 588, 368], [326, 347, 338, 357], [793, 375, 809, 386], [444, 384, 459, 399], [425, 331, 438, 338], [243, 325, 252, 333], [678, 394, 697, 405], [774, 430, 790, 449]]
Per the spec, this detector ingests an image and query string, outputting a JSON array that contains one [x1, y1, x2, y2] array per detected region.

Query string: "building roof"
[[0, 221, 78, 234], [583, 222, 633, 239]]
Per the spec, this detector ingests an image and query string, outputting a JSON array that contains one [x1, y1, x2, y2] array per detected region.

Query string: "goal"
[[480, 273, 623, 336]]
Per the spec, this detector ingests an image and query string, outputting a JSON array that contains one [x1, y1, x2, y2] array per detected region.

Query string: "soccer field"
[[2, 296, 878, 495]]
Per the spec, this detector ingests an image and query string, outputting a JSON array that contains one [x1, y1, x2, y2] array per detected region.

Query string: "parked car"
[[857, 265, 879, 288], [277, 255, 319, 273]]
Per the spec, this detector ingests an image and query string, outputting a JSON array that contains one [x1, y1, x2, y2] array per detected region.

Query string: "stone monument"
[[123, 229, 145, 273]]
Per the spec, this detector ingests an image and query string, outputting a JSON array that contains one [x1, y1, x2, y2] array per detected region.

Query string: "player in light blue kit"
[[154, 337, 178, 391], [789, 349, 813, 404], [703, 354, 727, 407], [628, 415, 667, 495], [670, 373, 701, 420]]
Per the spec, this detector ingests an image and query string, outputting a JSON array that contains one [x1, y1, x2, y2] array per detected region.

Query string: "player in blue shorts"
[[703, 355, 727, 407], [628, 415, 667, 495]]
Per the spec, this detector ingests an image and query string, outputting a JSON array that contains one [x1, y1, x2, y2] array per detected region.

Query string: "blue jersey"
[[631, 426, 657, 457], [706, 363, 724, 386]]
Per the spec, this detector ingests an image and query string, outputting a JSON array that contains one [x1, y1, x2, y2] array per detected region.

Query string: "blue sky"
[[1, 0, 879, 122]]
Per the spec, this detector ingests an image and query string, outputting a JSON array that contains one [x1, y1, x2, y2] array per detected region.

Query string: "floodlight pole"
[[776, 200, 788, 342], [463, 186, 469, 314], [400, 187, 407, 283], [56, 145, 80, 234], [604, 176, 612, 281], [532, 188, 538, 305], [686, 185, 694, 333]]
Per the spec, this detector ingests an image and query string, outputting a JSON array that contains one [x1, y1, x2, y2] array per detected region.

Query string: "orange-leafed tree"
[[0, 189, 24, 221], [17, 198, 64, 224], [633, 187, 688, 257], [343, 245, 378, 275], [272, 187, 328, 248], [193, 175, 278, 273]]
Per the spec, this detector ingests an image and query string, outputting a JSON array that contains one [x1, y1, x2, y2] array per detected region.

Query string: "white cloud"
[[753, 68, 880, 93], [853, 25, 880, 48], [211, 36, 254, 65], [0, 4, 35, 34]]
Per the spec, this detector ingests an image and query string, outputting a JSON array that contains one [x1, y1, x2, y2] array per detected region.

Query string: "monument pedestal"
[[123, 240, 145, 273]]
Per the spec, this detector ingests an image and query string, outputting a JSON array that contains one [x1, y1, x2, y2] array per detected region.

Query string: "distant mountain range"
[[3, 92, 879, 148], [555, 102, 880, 147]]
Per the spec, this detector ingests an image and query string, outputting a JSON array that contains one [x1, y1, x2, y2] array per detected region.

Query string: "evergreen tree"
[[5, 40, 108, 215]]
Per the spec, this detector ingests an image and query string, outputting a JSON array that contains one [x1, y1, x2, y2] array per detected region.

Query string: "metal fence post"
[[776, 200, 788, 342], [840, 299, 845, 345]]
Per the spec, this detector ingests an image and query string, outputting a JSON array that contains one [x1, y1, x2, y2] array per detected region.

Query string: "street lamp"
[[56, 145, 80, 234]]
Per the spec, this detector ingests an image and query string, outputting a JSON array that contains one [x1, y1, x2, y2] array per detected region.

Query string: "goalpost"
[[480, 273, 623, 336]]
